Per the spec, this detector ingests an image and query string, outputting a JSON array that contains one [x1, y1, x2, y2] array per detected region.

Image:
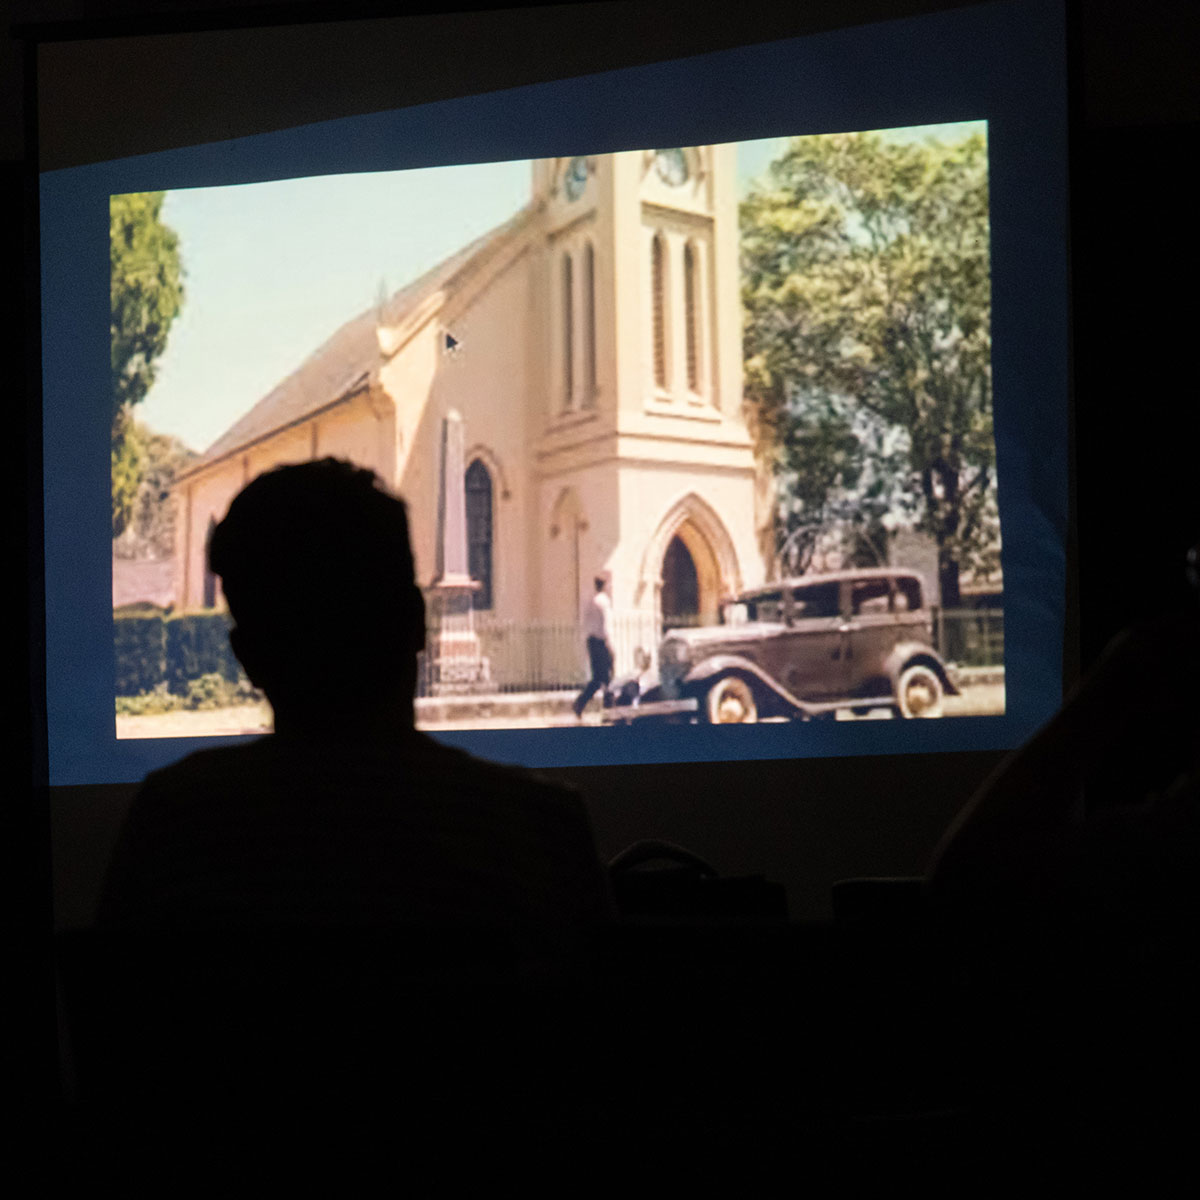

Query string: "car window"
[[722, 603, 749, 626], [792, 582, 840, 618], [746, 592, 784, 622], [851, 578, 892, 615], [894, 577, 922, 611]]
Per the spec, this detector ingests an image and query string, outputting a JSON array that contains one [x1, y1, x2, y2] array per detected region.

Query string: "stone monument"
[[428, 410, 490, 693]]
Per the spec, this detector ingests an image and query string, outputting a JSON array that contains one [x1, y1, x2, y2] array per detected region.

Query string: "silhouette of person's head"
[[208, 458, 426, 733]]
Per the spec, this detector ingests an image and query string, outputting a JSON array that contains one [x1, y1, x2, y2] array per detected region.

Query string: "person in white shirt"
[[573, 575, 614, 718]]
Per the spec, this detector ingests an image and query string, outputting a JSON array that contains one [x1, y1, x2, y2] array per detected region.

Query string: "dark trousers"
[[575, 637, 613, 715]]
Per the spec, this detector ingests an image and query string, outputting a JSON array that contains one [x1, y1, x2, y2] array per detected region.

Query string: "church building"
[[172, 145, 767, 680]]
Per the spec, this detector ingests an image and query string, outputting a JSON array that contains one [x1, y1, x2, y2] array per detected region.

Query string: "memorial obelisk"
[[428, 410, 487, 692]]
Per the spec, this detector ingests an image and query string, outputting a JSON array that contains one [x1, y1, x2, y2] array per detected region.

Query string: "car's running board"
[[805, 696, 896, 715], [601, 695, 900, 723], [601, 698, 699, 723]]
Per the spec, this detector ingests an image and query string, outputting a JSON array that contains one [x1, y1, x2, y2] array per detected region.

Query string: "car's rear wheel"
[[705, 676, 758, 724], [896, 664, 945, 718]]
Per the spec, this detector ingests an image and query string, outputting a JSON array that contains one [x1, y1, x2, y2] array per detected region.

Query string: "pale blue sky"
[[136, 121, 983, 453]]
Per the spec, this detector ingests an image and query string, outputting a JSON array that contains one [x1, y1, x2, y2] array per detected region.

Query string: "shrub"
[[165, 611, 240, 694], [116, 674, 266, 717], [233, 675, 267, 705], [114, 601, 169, 616], [184, 672, 230, 710], [115, 682, 183, 716], [114, 612, 167, 696]]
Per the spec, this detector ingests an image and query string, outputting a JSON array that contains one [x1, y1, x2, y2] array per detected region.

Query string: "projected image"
[[112, 124, 1003, 739]]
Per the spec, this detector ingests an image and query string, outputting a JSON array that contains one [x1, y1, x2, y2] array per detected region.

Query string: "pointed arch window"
[[684, 242, 701, 393], [651, 233, 667, 390], [562, 253, 574, 409], [203, 517, 219, 608], [465, 459, 494, 610], [583, 242, 597, 406]]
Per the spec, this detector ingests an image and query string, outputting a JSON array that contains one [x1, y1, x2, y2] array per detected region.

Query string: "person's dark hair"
[[208, 458, 425, 713]]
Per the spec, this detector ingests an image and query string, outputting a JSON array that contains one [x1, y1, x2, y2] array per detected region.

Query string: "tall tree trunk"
[[938, 550, 961, 610]]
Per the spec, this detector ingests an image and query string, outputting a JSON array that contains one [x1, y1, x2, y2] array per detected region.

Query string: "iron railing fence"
[[417, 611, 666, 697], [932, 607, 1004, 668], [416, 607, 1004, 697]]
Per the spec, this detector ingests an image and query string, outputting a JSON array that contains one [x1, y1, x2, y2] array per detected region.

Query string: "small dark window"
[[651, 235, 666, 389], [852, 579, 893, 615], [792, 582, 841, 619], [465, 459, 493, 610], [749, 592, 784, 623], [203, 517, 218, 608], [563, 253, 574, 408], [684, 243, 700, 391], [584, 242, 597, 405], [895, 577, 922, 612], [739, 595, 787, 624]]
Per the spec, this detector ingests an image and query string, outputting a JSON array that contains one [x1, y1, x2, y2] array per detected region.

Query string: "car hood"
[[662, 622, 784, 652]]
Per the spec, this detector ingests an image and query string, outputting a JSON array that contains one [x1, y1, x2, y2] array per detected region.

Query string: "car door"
[[841, 576, 902, 694], [764, 580, 845, 701], [890, 575, 931, 646], [731, 589, 786, 673]]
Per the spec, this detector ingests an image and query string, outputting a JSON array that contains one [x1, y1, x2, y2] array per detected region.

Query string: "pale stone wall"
[[385, 239, 537, 619], [535, 463, 618, 679], [174, 395, 391, 610], [312, 398, 395, 485], [168, 143, 769, 667], [176, 463, 244, 609], [532, 453, 760, 676], [609, 152, 644, 423], [542, 459, 620, 621], [530, 142, 764, 656], [611, 459, 763, 613], [378, 319, 442, 586], [112, 557, 176, 609]]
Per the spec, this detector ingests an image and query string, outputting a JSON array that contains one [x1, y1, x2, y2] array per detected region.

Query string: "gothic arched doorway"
[[640, 492, 744, 636], [659, 521, 724, 630], [661, 535, 700, 630]]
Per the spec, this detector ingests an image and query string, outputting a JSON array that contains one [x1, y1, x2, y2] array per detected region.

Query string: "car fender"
[[682, 654, 818, 715], [884, 643, 961, 695]]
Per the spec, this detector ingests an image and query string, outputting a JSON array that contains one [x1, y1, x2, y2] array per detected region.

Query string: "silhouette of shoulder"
[[98, 730, 613, 930]]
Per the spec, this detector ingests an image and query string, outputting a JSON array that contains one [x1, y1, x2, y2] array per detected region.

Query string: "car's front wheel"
[[896, 664, 945, 718], [705, 675, 758, 724]]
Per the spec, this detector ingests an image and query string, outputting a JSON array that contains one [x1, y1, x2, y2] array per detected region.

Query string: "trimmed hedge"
[[164, 611, 240, 694], [114, 608, 242, 697], [114, 611, 167, 696]]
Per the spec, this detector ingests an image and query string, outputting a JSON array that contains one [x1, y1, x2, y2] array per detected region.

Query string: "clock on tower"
[[653, 148, 689, 187]]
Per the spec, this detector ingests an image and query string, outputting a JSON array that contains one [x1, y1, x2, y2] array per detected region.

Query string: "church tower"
[[532, 146, 763, 654]]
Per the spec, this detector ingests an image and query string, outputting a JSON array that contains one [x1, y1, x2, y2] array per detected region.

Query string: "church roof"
[[180, 203, 537, 478]]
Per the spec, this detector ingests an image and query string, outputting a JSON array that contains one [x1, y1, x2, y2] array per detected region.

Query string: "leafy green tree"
[[772, 393, 916, 575], [112, 419, 198, 561], [111, 191, 184, 536], [111, 406, 146, 540], [742, 131, 995, 605]]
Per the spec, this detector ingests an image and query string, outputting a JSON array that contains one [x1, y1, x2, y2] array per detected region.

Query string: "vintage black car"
[[603, 568, 959, 724]]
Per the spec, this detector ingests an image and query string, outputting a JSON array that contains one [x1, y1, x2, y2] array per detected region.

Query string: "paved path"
[[116, 681, 1005, 739]]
